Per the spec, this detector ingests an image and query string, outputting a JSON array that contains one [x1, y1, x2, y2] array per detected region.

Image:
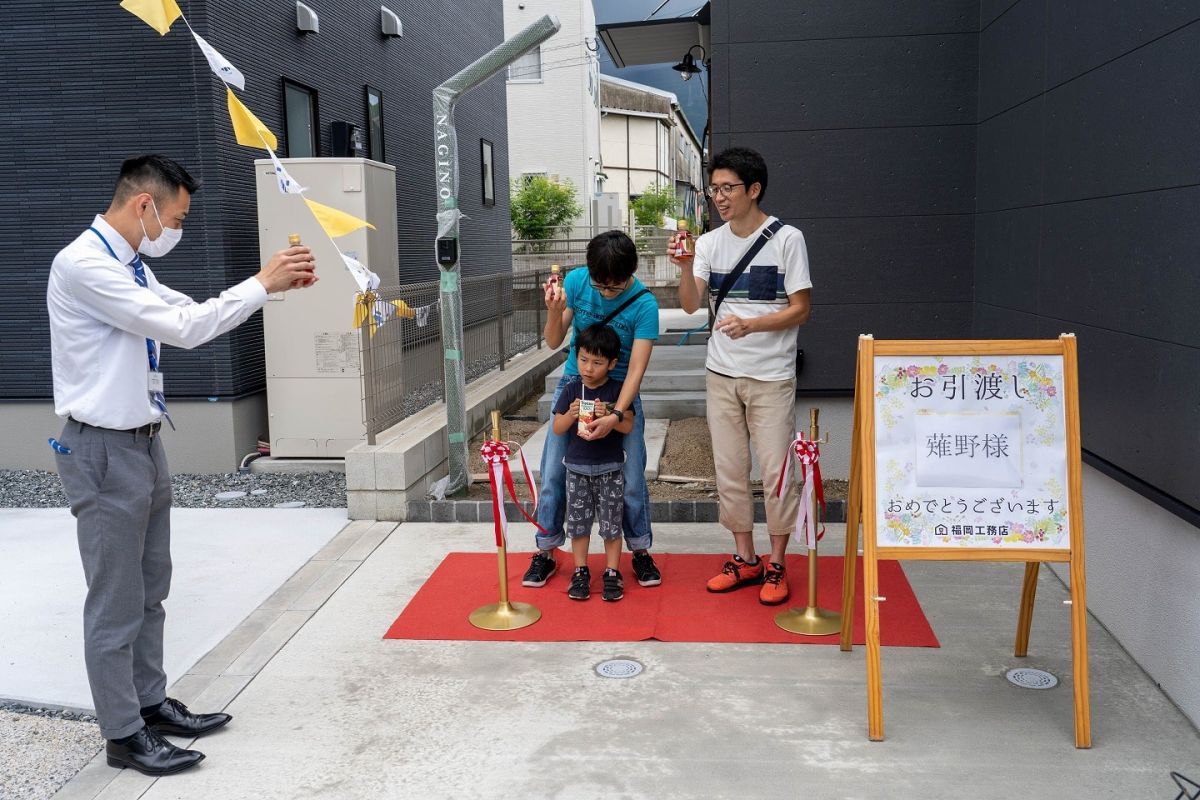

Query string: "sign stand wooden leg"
[[857, 335, 884, 741], [1061, 334, 1091, 748], [840, 480, 859, 652], [1069, 553, 1092, 748], [1014, 562, 1039, 657], [840, 388, 862, 652], [864, 554, 884, 741]]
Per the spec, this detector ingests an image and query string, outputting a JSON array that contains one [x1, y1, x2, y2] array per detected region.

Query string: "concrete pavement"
[[0, 508, 349, 711], [52, 519, 1200, 799]]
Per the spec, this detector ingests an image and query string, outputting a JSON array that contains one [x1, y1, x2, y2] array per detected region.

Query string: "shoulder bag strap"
[[597, 287, 651, 329], [567, 287, 652, 354], [711, 218, 785, 319]]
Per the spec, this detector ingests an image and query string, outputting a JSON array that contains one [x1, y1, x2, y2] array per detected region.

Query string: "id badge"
[[148, 371, 165, 393]]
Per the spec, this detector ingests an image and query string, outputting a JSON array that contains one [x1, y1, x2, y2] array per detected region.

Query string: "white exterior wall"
[[600, 113, 673, 226], [504, 0, 601, 228], [1049, 466, 1200, 728], [600, 76, 703, 227]]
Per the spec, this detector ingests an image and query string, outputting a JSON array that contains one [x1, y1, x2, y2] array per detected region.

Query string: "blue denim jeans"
[[535, 375, 652, 551]]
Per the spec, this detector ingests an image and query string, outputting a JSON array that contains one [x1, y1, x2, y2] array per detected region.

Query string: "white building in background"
[[600, 74, 704, 228], [504, 0, 606, 234]]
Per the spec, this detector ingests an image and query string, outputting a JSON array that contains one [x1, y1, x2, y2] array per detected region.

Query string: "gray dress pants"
[[55, 419, 172, 740]]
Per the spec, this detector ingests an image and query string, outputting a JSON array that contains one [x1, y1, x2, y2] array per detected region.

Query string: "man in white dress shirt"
[[47, 154, 316, 776]]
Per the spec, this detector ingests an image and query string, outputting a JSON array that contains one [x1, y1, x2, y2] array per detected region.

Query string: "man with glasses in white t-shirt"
[[669, 147, 813, 606]]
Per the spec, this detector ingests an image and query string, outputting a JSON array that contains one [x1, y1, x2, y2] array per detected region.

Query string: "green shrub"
[[510, 176, 583, 247]]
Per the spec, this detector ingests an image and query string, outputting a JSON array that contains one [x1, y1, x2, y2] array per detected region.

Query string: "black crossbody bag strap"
[[568, 287, 652, 353], [710, 219, 785, 322], [597, 287, 651, 328]]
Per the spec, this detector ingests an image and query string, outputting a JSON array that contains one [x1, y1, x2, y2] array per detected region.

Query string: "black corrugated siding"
[[2, 0, 511, 399]]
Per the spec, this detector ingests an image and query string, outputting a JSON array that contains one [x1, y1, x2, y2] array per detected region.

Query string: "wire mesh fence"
[[359, 271, 551, 444], [512, 227, 679, 285]]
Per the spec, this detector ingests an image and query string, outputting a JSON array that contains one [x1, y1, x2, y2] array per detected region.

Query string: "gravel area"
[[0, 704, 100, 800], [0, 469, 347, 509], [659, 417, 716, 480]]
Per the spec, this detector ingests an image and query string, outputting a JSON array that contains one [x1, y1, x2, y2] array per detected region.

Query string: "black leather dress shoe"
[[141, 697, 233, 738], [106, 726, 205, 776]]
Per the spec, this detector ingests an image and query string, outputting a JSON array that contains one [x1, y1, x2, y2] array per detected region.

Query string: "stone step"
[[538, 391, 707, 423], [543, 345, 708, 393], [504, 419, 670, 482], [657, 331, 709, 346], [544, 367, 707, 394]]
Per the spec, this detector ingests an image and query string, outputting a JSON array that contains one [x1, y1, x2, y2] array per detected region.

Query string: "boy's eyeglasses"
[[705, 182, 746, 198], [590, 280, 627, 292]]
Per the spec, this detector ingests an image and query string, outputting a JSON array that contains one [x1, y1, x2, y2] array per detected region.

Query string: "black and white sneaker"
[[602, 568, 624, 602], [631, 550, 661, 587], [568, 566, 591, 600], [521, 551, 558, 587]]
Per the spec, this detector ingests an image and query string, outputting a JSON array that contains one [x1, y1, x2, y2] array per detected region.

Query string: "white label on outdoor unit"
[[314, 332, 361, 374]]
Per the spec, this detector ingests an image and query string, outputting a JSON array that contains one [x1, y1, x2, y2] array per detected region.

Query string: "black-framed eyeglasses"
[[590, 279, 628, 293], [705, 182, 746, 198]]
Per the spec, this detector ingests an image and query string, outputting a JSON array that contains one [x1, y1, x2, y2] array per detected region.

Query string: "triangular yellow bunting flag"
[[305, 197, 376, 239], [226, 88, 277, 150], [120, 0, 183, 36]]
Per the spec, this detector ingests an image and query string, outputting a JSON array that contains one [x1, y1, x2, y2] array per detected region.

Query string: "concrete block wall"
[[346, 346, 566, 521]]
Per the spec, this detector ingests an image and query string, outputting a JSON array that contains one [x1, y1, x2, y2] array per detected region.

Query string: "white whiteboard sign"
[[874, 355, 1069, 548]]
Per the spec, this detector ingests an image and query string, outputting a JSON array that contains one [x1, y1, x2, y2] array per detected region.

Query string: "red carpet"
[[385, 553, 939, 647]]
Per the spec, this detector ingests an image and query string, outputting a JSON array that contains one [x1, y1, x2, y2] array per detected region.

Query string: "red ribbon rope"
[[775, 433, 826, 542], [480, 440, 546, 545]]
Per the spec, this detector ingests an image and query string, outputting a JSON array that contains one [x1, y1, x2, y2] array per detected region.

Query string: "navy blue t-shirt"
[[552, 377, 627, 467]]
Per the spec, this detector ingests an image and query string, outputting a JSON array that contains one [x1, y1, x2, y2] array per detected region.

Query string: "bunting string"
[[119, 0, 384, 315]]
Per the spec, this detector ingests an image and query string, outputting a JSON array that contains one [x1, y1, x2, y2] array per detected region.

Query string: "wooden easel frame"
[[839, 334, 1091, 748]]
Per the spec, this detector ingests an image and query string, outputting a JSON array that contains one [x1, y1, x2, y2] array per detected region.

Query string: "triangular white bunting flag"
[[190, 29, 246, 90], [340, 253, 380, 293], [266, 146, 305, 195]]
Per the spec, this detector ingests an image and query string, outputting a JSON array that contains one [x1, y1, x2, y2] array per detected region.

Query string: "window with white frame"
[[507, 47, 542, 82]]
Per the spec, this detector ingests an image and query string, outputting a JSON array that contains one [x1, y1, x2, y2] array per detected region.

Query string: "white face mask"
[[138, 199, 183, 258]]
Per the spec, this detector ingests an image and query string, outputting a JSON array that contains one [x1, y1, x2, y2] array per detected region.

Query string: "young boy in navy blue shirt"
[[551, 324, 635, 601]]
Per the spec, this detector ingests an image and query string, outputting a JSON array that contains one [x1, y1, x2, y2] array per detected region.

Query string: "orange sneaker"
[[759, 562, 789, 606], [706, 555, 765, 593]]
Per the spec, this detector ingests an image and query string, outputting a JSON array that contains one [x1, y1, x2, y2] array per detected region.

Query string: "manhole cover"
[[250, 489, 268, 496], [274, 501, 306, 509], [1006, 667, 1058, 690], [595, 659, 643, 679], [214, 491, 246, 502]]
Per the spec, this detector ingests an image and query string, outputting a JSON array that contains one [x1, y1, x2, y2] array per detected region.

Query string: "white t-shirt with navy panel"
[[692, 216, 812, 381]]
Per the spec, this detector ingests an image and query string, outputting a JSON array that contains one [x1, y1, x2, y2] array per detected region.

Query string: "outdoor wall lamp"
[[672, 45, 707, 81]]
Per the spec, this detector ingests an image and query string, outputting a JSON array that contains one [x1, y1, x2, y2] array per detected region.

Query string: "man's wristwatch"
[[610, 408, 625, 423]]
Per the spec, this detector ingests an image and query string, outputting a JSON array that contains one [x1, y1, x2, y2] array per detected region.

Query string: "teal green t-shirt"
[[563, 267, 659, 381]]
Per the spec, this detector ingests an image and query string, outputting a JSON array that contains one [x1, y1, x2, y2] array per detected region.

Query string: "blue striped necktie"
[[129, 254, 175, 430]]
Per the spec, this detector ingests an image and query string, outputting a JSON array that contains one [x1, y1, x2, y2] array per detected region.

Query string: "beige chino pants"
[[705, 371, 800, 536]]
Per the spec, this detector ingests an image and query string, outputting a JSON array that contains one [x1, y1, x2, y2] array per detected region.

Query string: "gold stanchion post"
[[469, 410, 541, 631], [775, 407, 843, 636]]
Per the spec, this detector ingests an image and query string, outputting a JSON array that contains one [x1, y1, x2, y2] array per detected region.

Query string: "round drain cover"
[[1006, 667, 1058, 689], [274, 500, 306, 509], [215, 491, 246, 502], [250, 489, 268, 496], [595, 659, 643, 679]]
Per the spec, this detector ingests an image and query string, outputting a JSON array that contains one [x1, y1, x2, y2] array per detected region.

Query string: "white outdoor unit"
[[255, 157, 398, 458]]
